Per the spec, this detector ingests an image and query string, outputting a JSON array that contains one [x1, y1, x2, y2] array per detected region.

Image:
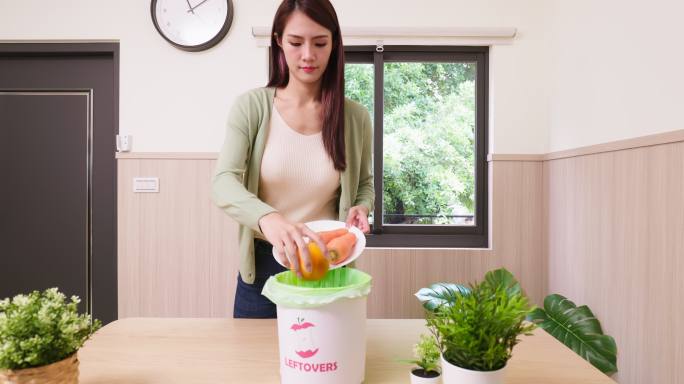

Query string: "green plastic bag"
[[261, 268, 372, 309]]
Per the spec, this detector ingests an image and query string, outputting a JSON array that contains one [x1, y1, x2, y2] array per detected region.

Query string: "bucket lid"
[[261, 268, 372, 309]]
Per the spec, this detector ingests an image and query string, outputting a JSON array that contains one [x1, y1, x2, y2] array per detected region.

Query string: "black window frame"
[[345, 45, 489, 248]]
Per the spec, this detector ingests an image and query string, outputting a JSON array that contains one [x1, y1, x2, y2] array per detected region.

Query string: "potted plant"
[[0, 288, 101, 384], [402, 333, 441, 384], [417, 268, 535, 384]]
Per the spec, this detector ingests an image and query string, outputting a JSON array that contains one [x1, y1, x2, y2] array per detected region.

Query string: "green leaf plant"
[[528, 294, 618, 375], [420, 268, 536, 372]]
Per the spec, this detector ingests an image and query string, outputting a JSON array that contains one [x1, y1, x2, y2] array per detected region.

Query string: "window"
[[345, 46, 488, 248]]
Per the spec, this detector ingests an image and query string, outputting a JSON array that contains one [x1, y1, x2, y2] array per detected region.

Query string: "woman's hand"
[[258, 212, 328, 278], [345, 205, 371, 234]]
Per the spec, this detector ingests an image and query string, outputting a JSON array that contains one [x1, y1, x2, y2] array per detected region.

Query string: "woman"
[[212, 0, 374, 319]]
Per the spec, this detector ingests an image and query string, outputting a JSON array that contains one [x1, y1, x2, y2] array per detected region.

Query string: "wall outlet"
[[116, 135, 132, 152]]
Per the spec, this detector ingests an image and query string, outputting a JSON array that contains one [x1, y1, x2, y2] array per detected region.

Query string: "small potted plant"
[[417, 268, 535, 384], [0, 288, 101, 384], [402, 333, 441, 384]]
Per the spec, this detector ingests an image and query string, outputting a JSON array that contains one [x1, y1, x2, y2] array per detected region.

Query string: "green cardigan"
[[211, 87, 374, 284]]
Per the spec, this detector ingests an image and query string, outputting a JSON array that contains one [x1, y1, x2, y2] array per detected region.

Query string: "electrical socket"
[[116, 135, 131, 152]]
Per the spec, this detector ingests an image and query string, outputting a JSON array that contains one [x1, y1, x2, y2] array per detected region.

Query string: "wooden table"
[[78, 318, 615, 383]]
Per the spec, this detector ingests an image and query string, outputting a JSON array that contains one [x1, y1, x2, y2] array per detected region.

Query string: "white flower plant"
[[0, 288, 101, 370]]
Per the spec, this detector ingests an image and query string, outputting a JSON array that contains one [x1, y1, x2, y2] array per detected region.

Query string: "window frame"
[[345, 45, 489, 248]]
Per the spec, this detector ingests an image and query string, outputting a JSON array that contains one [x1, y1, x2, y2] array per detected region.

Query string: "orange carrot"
[[316, 228, 349, 244], [327, 232, 357, 265]]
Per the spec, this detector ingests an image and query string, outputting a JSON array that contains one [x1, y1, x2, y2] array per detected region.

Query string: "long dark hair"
[[267, 0, 346, 171]]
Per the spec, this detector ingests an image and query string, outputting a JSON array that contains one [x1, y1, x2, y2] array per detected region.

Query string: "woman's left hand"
[[345, 205, 371, 234]]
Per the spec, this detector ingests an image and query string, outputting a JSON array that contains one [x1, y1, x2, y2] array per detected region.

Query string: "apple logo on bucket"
[[291, 317, 319, 358], [283, 316, 340, 374]]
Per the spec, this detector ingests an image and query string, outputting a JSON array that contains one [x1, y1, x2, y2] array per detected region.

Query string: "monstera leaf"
[[414, 283, 470, 312], [528, 294, 618, 375], [483, 268, 522, 296]]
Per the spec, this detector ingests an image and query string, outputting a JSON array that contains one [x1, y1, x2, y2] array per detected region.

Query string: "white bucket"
[[275, 297, 367, 384]]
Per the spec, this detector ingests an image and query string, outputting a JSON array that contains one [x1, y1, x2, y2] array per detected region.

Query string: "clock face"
[[152, 0, 233, 51]]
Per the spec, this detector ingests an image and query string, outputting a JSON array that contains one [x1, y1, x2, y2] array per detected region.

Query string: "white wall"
[[547, 0, 684, 152], [0, 0, 550, 154]]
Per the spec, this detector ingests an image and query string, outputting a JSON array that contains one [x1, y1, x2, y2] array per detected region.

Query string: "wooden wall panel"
[[544, 141, 684, 384], [117, 159, 545, 319], [118, 159, 238, 318]]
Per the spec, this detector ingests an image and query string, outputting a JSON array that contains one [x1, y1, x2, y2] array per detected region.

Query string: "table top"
[[78, 318, 615, 383]]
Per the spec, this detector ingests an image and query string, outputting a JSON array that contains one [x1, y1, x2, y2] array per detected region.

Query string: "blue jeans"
[[233, 239, 287, 318]]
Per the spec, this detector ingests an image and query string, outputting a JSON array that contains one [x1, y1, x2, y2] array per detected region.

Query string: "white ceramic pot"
[[440, 355, 505, 384], [409, 368, 441, 384]]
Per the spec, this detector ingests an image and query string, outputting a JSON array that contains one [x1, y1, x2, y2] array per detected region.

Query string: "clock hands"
[[184, 0, 195, 14], [187, 0, 210, 13]]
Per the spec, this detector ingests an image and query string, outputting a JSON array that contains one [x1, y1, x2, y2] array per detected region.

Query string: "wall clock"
[[151, 0, 234, 51]]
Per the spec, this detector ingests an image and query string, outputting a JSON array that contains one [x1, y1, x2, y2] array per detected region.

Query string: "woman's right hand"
[[258, 212, 329, 278]]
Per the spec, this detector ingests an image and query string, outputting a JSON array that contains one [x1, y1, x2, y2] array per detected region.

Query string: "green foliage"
[[344, 64, 374, 119], [414, 283, 470, 312], [0, 288, 101, 370], [345, 62, 477, 224], [425, 268, 536, 372], [528, 294, 618, 375], [484, 267, 522, 297], [401, 334, 441, 375]]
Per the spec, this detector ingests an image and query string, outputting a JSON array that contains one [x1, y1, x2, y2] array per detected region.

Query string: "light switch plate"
[[133, 177, 159, 193], [116, 135, 132, 152]]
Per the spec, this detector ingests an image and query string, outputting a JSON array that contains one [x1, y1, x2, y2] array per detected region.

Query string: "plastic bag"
[[262, 268, 372, 309]]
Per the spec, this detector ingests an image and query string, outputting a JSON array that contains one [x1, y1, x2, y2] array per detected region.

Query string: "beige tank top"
[[255, 105, 340, 239]]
